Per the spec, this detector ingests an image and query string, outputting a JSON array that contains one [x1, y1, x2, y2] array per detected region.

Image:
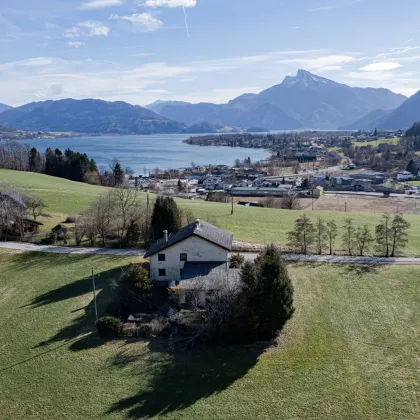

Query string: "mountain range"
[[0, 70, 418, 134], [147, 70, 407, 130], [0, 99, 185, 134], [0, 103, 12, 113]]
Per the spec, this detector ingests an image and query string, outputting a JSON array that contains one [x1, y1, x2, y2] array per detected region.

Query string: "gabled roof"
[[144, 220, 233, 258], [180, 262, 241, 290]]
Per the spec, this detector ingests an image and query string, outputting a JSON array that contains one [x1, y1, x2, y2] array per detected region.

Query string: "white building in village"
[[145, 220, 234, 286]]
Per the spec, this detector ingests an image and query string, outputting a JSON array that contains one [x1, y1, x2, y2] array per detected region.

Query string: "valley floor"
[[1, 249, 420, 419]]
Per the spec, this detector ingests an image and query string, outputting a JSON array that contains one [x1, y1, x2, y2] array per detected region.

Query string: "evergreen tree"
[[342, 217, 356, 256], [374, 127, 378, 137], [177, 179, 183, 192], [125, 220, 141, 247], [287, 214, 316, 254], [241, 245, 295, 341], [389, 214, 410, 257], [151, 196, 181, 241], [112, 263, 152, 317], [406, 160, 418, 175], [113, 162, 125, 186], [28, 147, 43, 172], [326, 220, 338, 255]]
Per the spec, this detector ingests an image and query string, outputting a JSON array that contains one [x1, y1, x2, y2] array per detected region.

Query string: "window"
[[180, 253, 188, 261], [158, 269, 166, 277], [158, 254, 166, 262]]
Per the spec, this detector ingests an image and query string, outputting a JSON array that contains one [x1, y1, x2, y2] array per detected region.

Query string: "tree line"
[[66, 192, 194, 249], [287, 213, 410, 257], [0, 140, 130, 186]]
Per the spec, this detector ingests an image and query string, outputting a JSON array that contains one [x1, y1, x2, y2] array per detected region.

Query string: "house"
[[231, 186, 293, 197], [397, 171, 414, 181], [0, 192, 44, 237], [312, 186, 324, 198], [145, 220, 233, 286]]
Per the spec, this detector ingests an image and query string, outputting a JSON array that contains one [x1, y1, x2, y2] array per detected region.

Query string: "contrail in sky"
[[182, 5, 190, 37]]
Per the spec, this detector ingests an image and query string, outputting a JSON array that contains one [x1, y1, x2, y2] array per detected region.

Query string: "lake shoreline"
[[18, 134, 271, 173]]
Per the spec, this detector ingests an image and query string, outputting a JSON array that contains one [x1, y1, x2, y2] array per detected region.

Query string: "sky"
[[1, 0, 420, 107]]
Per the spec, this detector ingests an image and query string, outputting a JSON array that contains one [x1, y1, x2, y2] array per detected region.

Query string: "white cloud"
[[144, 0, 196, 8], [78, 0, 124, 9], [345, 71, 396, 81], [64, 27, 82, 38], [310, 0, 362, 11], [110, 13, 163, 32], [21, 57, 56, 67], [2, 49, 418, 106], [78, 21, 110, 36], [68, 41, 85, 48], [360, 62, 401, 72], [276, 55, 357, 72]]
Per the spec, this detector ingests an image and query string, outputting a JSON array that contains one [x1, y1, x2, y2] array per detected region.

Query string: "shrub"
[[64, 216, 76, 223], [112, 263, 152, 317], [96, 316, 123, 338], [229, 253, 245, 268]]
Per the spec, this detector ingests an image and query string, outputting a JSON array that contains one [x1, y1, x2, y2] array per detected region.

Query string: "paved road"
[[242, 253, 420, 265], [1, 242, 419, 265], [0, 242, 146, 256]]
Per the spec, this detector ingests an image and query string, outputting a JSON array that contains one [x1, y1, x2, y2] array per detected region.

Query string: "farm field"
[[1, 249, 420, 419], [2, 169, 420, 255], [353, 137, 400, 147]]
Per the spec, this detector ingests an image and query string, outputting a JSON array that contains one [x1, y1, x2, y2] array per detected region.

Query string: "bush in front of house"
[[96, 316, 123, 338], [229, 253, 245, 268], [112, 263, 153, 317]]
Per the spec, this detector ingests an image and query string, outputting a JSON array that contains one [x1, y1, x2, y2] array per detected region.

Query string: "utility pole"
[[92, 268, 98, 322]]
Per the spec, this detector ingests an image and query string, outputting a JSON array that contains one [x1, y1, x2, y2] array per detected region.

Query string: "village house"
[[145, 220, 234, 287], [397, 171, 414, 181], [0, 192, 44, 237]]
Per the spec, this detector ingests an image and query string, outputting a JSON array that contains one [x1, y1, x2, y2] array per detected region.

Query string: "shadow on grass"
[[5, 251, 94, 272], [26, 262, 126, 351], [107, 340, 266, 419], [342, 264, 380, 276]]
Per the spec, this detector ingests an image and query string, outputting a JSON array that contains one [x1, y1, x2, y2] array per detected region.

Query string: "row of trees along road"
[[287, 213, 410, 257], [73, 191, 193, 248]]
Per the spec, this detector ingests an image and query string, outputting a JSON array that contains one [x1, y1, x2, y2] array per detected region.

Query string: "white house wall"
[[149, 236, 228, 282]]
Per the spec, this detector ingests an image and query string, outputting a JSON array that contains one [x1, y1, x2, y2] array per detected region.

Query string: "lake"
[[21, 134, 270, 173]]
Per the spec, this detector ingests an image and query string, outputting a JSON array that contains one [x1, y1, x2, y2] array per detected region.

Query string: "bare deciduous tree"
[[90, 192, 116, 247], [111, 186, 138, 246], [375, 214, 391, 257], [315, 217, 327, 255], [24, 196, 47, 221], [287, 214, 316, 254], [355, 225, 373, 256], [326, 220, 338, 255], [389, 214, 410, 257], [342, 218, 356, 256]]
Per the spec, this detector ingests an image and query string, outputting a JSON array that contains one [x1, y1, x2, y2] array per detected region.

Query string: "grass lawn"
[[2, 169, 420, 255], [353, 138, 400, 147], [407, 180, 420, 187], [1, 249, 420, 419]]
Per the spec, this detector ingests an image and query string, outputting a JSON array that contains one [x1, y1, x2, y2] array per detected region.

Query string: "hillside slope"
[[0, 99, 185, 134]]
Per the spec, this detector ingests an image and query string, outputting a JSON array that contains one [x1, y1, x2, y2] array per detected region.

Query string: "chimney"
[[163, 230, 168, 242]]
